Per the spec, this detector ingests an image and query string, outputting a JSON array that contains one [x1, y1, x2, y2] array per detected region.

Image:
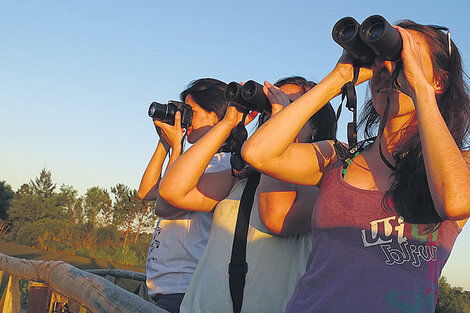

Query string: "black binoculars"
[[332, 15, 403, 65], [225, 80, 272, 114], [148, 100, 193, 129]]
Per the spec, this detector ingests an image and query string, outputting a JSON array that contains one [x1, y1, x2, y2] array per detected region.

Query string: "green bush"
[[76, 247, 91, 258]]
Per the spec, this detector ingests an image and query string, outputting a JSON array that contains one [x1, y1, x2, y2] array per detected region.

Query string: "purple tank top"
[[285, 161, 461, 313]]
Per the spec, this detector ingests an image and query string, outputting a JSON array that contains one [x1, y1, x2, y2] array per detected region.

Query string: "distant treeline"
[[0, 168, 158, 267]]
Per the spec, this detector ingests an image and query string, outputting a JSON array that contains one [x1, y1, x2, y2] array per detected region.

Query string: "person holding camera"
[[159, 77, 336, 313], [139, 78, 231, 313], [241, 20, 470, 312]]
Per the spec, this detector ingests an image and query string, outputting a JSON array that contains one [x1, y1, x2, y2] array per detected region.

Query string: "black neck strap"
[[377, 62, 403, 171], [228, 171, 261, 313], [333, 64, 360, 165]]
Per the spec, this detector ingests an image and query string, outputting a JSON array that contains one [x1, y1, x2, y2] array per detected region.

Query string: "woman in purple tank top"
[[242, 19, 470, 312]]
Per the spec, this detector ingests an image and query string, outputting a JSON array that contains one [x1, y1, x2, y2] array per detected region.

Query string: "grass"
[[0, 239, 145, 273]]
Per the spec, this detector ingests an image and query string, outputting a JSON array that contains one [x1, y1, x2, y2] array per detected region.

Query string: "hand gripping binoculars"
[[225, 80, 272, 114], [332, 15, 403, 65], [148, 100, 193, 129]]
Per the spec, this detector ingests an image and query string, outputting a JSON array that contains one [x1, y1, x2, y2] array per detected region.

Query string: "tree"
[[111, 184, 135, 245], [0, 180, 14, 220], [29, 168, 56, 197], [436, 276, 470, 313], [57, 184, 82, 223], [131, 191, 157, 243], [84, 186, 112, 227]]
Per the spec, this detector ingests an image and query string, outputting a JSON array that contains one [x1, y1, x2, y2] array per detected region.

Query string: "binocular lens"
[[339, 24, 356, 42], [364, 22, 385, 41], [332, 17, 359, 43], [226, 82, 242, 101], [241, 81, 257, 99], [360, 15, 402, 61]]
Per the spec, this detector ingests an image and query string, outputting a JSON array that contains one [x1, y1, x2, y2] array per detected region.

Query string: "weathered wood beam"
[[0, 252, 168, 313]]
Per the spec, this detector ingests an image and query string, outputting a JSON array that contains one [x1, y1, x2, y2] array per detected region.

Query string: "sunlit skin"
[[159, 82, 319, 234], [185, 95, 219, 143], [137, 95, 221, 217], [242, 27, 470, 230], [258, 83, 319, 234]]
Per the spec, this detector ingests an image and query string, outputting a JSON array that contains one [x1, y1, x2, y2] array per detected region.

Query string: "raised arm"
[[242, 57, 372, 186], [159, 107, 257, 212], [396, 27, 470, 225], [138, 117, 183, 200], [138, 114, 190, 218]]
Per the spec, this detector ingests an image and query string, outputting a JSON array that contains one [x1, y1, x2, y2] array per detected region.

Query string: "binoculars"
[[332, 15, 403, 65], [225, 80, 272, 114], [148, 100, 193, 129]]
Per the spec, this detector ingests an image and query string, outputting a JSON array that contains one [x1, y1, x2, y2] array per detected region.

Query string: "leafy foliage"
[[436, 276, 470, 313], [2, 168, 158, 267], [0, 181, 14, 220]]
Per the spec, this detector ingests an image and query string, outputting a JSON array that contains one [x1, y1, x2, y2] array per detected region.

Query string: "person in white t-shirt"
[[138, 78, 231, 313]]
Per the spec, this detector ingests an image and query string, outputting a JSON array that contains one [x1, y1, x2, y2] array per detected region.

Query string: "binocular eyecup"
[[148, 100, 193, 129], [332, 15, 403, 65], [226, 80, 271, 114]]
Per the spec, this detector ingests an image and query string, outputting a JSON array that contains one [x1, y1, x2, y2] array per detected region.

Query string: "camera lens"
[[148, 102, 169, 120]]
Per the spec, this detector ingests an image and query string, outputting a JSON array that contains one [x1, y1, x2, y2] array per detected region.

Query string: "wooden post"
[[26, 281, 50, 313]]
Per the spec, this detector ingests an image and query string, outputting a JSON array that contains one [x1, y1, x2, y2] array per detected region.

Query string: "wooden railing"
[[0, 252, 169, 313]]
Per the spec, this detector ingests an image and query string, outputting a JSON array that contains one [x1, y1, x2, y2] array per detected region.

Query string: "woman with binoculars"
[[159, 77, 335, 313], [241, 19, 470, 312], [139, 78, 232, 313]]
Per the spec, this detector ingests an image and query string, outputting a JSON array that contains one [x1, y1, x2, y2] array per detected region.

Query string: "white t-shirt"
[[146, 152, 231, 296], [180, 178, 313, 313]]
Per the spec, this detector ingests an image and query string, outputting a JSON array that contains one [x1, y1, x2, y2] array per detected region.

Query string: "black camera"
[[332, 15, 403, 65], [225, 80, 271, 114], [148, 101, 193, 129]]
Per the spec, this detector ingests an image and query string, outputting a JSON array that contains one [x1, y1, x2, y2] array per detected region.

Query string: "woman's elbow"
[[158, 180, 175, 204], [440, 201, 470, 220], [241, 142, 264, 170], [435, 192, 470, 220]]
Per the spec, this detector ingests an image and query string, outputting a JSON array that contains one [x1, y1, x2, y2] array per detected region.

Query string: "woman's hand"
[[332, 50, 374, 86], [221, 106, 258, 129], [263, 81, 291, 116], [394, 26, 435, 99], [153, 111, 184, 150]]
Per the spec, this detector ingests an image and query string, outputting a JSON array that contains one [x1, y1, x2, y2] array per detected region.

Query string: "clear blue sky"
[[1, 1, 469, 289]]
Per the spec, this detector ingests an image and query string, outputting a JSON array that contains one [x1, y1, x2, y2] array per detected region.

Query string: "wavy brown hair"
[[358, 20, 470, 225]]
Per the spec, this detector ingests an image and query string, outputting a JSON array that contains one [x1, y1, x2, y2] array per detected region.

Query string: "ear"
[[433, 72, 448, 95], [210, 111, 219, 125]]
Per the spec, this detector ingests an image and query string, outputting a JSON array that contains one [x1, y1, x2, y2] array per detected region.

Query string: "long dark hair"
[[358, 20, 470, 225], [274, 76, 336, 141], [180, 78, 229, 120]]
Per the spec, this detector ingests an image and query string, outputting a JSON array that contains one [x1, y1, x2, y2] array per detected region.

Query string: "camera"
[[148, 101, 193, 129], [225, 80, 271, 113], [332, 15, 403, 65]]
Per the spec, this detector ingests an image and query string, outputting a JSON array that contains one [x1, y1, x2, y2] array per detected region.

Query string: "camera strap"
[[333, 65, 360, 166], [228, 171, 261, 313]]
